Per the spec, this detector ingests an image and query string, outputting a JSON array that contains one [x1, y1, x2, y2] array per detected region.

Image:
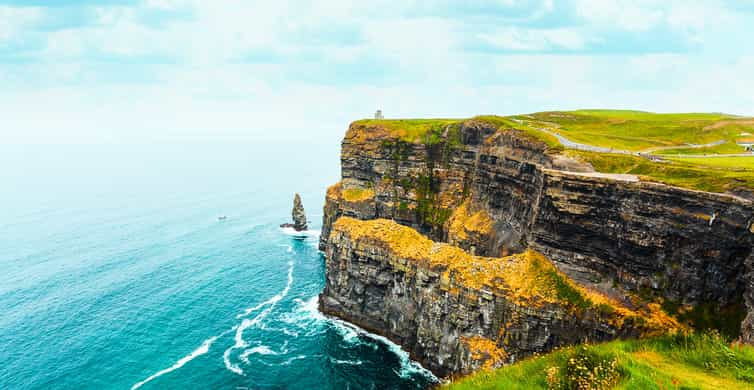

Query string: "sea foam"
[[130, 326, 236, 390], [223, 261, 294, 375], [295, 295, 438, 382]]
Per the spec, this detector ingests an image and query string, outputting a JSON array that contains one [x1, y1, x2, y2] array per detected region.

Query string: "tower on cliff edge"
[[374, 110, 384, 120]]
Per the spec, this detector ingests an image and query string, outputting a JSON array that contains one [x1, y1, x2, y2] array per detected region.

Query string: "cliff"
[[321, 217, 679, 376], [318, 116, 754, 377]]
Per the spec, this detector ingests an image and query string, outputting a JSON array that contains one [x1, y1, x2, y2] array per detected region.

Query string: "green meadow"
[[446, 332, 754, 390], [522, 110, 752, 152]]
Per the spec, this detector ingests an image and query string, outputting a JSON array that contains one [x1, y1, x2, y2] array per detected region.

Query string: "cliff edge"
[[318, 114, 754, 377]]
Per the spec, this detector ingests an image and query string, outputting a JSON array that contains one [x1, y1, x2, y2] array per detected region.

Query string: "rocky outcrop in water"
[[318, 119, 754, 375], [292, 193, 308, 231], [281, 193, 308, 231]]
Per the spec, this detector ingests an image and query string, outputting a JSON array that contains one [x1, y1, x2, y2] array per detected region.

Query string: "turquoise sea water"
[[0, 142, 437, 389]]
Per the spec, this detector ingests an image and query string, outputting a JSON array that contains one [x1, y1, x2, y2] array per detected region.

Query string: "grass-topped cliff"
[[350, 110, 754, 195], [323, 217, 689, 376], [333, 217, 680, 332], [446, 332, 754, 390], [323, 108, 754, 386]]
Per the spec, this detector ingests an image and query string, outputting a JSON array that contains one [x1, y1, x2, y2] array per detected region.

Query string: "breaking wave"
[[223, 261, 294, 375], [291, 295, 438, 382], [131, 326, 236, 390]]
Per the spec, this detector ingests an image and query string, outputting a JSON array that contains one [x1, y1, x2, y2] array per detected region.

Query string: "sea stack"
[[291, 193, 308, 231]]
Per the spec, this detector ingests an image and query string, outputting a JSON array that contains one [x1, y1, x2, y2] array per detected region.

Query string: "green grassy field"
[[446, 332, 754, 390], [653, 142, 746, 156], [521, 110, 754, 152], [668, 156, 754, 170], [566, 151, 754, 194]]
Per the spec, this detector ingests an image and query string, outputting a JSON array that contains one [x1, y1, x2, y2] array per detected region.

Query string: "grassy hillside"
[[653, 142, 745, 156], [566, 151, 754, 194], [668, 156, 754, 170], [522, 110, 753, 152], [446, 332, 754, 390]]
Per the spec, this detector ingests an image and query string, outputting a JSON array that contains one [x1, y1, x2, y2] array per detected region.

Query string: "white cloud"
[[143, 0, 193, 10], [479, 27, 589, 51], [574, 0, 665, 31], [666, 2, 737, 34], [1, 0, 754, 145], [0, 6, 42, 43]]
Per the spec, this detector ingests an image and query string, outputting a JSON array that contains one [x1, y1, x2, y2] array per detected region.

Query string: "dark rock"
[[281, 193, 308, 231], [318, 119, 754, 376], [743, 252, 754, 344], [292, 193, 308, 231], [320, 218, 675, 376]]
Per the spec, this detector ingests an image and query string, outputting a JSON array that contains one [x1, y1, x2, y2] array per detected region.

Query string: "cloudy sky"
[[2, 0, 754, 143]]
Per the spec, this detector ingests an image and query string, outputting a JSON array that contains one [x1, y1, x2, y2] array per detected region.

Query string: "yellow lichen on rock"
[[347, 119, 461, 143], [342, 187, 376, 202], [330, 217, 683, 336], [326, 182, 342, 200], [332, 217, 435, 261], [327, 181, 376, 203], [461, 336, 507, 370], [447, 199, 494, 242], [345, 122, 391, 144]]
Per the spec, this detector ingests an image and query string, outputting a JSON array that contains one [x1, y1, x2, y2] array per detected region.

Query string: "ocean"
[[0, 142, 437, 389]]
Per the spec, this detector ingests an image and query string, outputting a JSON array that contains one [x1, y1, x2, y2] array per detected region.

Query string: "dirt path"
[[536, 127, 634, 155], [533, 125, 753, 159]]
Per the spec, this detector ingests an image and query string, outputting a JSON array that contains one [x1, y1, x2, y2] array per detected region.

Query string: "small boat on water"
[[218, 216, 228, 221]]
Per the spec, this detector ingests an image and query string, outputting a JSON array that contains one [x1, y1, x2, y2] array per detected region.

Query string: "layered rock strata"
[[319, 119, 754, 374], [320, 217, 679, 376]]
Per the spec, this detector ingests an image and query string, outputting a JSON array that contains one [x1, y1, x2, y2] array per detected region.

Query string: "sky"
[[2, 0, 754, 143]]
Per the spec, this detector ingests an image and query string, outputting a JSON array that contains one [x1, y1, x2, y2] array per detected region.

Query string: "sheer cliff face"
[[321, 218, 677, 377], [531, 172, 753, 307], [319, 120, 754, 375], [319, 122, 555, 254]]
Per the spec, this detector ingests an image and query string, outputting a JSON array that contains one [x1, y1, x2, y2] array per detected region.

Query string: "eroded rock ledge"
[[320, 217, 680, 376]]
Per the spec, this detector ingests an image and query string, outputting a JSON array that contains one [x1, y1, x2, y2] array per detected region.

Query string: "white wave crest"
[[223, 261, 294, 376], [295, 296, 438, 382], [239, 341, 289, 364], [280, 227, 321, 238], [280, 355, 308, 365], [131, 326, 236, 390], [330, 357, 363, 366]]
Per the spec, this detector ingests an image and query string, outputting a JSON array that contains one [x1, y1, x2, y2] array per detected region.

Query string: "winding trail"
[[537, 127, 632, 155], [532, 124, 753, 159]]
